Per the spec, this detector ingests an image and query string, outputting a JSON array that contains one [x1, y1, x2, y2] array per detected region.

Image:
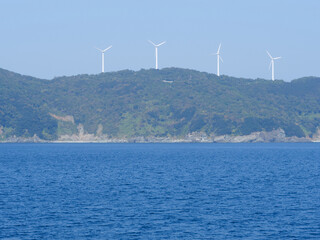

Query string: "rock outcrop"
[[213, 129, 309, 143]]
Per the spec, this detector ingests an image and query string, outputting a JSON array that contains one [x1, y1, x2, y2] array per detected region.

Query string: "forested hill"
[[1, 67, 320, 141]]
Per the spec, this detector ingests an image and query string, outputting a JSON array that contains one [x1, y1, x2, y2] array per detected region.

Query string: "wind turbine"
[[215, 43, 223, 76], [266, 50, 281, 81], [148, 40, 166, 69], [95, 45, 112, 73]]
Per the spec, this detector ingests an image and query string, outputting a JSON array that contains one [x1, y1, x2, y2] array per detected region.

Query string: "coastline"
[[1, 129, 318, 143]]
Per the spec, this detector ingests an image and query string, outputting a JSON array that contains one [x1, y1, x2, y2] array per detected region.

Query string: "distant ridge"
[[1, 67, 320, 142]]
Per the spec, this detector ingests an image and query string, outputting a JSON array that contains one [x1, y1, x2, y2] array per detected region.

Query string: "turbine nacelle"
[[266, 50, 281, 60], [96, 45, 112, 53], [95, 45, 112, 73], [148, 40, 166, 48]]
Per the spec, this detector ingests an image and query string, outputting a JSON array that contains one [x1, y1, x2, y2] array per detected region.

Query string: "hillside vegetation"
[[1, 67, 320, 140]]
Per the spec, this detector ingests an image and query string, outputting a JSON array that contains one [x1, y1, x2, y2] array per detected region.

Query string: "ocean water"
[[0, 143, 320, 239]]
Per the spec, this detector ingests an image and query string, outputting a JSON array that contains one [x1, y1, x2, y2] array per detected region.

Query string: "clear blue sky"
[[0, 0, 319, 81]]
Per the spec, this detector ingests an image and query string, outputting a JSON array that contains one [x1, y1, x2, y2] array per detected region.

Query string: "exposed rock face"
[[58, 124, 98, 142], [77, 124, 84, 137], [49, 113, 75, 124], [311, 128, 320, 142], [51, 128, 310, 143], [213, 129, 309, 143], [3, 134, 45, 143], [0, 127, 312, 143], [96, 124, 103, 136]]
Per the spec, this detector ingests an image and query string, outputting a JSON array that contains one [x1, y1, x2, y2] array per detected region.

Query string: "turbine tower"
[[215, 43, 223, 76], [266, 50, 281, 81], [148, 40, 166, 69], [95, 45, 112, 73]]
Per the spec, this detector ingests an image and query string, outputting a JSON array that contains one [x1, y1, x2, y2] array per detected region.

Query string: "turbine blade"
[[95, 47, 103, 52], [273, 57, 281, 60], [269, 61, 272, 69], [219, 56, 224, 63], [266, 50, 272, 59], [156, 41, 166, 47], [217, 43, 221, 54], [103, 45, 112, 52], [148, 40, 156, 46]]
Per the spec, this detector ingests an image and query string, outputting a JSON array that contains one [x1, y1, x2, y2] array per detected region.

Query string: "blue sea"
[[0, 143, 320, 239]]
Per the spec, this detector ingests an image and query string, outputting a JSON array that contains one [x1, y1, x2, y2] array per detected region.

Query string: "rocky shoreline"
[[1, 129, 318, 143]]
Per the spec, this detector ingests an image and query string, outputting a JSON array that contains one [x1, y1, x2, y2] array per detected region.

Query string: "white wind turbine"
[[266, 50, 281, 81], [95, 45, 112, 73], [148, 40, 166, 69], [215, 43, 223, 76]]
